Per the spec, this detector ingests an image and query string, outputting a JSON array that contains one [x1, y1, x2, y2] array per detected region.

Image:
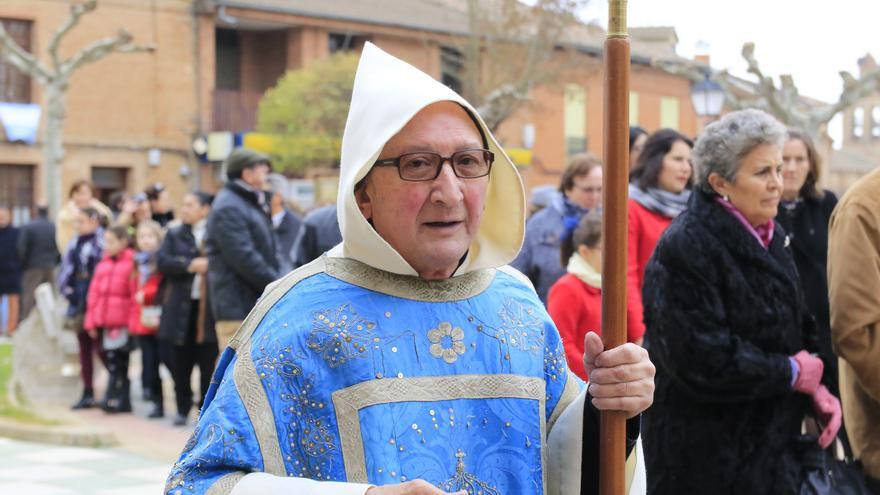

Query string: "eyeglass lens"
[[399, 150, 490, 180]]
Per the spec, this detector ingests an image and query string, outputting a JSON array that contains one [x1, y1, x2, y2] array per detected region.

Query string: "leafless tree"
[[0, 0, 153, 216], [454, 0, 588, 132], [655, 42, 880, 140]]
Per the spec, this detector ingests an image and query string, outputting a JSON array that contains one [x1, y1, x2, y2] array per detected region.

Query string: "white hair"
[[692, 109, 787, 194]]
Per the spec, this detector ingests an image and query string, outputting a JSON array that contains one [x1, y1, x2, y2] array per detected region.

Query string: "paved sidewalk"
[[0, 436, 170, 494], [1, 345, 206, 493]]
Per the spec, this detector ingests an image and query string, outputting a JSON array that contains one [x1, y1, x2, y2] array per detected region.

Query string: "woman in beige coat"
[[56, 180, 113, 252]]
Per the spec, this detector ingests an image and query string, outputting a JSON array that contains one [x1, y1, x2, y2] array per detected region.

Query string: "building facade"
[[0, 0, 703, 220], [0, 0, 215, 223], [829, 54, 880, 193]]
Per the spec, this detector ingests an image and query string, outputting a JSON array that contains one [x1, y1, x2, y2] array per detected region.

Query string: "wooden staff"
[[600, 0, 630, 494]]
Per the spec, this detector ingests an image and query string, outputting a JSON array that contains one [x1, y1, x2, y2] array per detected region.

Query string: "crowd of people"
[[159, 44, 880, 494], [517, 111, 879, 492], [1, 47, 879, 492], [0, 153, 343, 427]]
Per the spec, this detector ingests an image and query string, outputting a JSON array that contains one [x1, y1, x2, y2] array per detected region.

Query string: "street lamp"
[[690, 78, 725, 118]]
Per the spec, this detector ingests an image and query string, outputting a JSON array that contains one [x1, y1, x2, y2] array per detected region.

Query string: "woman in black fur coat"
[[641, 110, 840, 494]]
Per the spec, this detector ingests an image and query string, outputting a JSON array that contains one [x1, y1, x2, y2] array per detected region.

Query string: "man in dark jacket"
[[17, 205, 59, 321], [291, 203, 342, 268], [0, 205, 21, 334], [205, 148, 280, 350]]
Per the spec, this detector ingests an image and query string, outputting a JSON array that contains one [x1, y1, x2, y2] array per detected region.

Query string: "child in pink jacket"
[[84, 225, 136, 413]]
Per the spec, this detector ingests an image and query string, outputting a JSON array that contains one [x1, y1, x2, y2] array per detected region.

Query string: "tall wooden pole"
[[600, 1, 630, 494]]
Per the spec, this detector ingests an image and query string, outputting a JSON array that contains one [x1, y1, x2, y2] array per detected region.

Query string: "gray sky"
[[580, 0, 880, 143]]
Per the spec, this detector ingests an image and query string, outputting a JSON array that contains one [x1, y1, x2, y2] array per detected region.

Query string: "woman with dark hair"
[[0, 205, 21, 335], [56, 180, 113, 252], [627, 129, 693, 343], [629, 125, 648, 172], [157, 192, 217, 426], [778, 129, 839, 395], [145, 183, 175, 227]]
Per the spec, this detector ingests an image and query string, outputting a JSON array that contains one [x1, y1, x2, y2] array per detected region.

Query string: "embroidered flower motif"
[[428, 322, 466, 364]]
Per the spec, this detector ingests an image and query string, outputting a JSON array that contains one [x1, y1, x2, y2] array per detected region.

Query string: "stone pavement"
[[0, 345, 200, 493], [0, 436, 170, 494]]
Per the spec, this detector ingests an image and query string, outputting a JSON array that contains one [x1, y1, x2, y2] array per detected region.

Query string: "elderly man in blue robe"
[[165, 43, 654, 495]]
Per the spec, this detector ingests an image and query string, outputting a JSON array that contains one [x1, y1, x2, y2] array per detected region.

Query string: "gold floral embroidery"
[[438, 450, 501, 495], [428, 322, 466, 364], [307, 304, 377, 368]]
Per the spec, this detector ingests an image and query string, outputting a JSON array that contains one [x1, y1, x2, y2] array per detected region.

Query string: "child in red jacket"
[[85, 225, 136, 413], [130, 220, 165, 418], [547, 212, 643, 380]]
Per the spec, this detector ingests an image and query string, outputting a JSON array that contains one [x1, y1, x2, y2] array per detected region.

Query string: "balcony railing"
[[212, 89, 263, 132]]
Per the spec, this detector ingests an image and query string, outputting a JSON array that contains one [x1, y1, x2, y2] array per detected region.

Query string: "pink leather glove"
[[791, 350, 823, 394], [812, 385, 842, 449]]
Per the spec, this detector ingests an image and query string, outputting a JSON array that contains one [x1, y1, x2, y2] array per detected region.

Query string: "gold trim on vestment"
[[222, 256, 556, 490], [205, 472, 246, 495], [234, 338, 286, 476], [549, 370, 581, 431], [324, 257, 496, 302], [331, 374, 546, 486]]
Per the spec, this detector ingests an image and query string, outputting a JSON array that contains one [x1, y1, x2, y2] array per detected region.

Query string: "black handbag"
[[797, 435, 873, 495]]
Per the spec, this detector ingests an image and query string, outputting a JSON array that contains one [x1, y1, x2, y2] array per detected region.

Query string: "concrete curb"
[[0, 417, 118, 447]]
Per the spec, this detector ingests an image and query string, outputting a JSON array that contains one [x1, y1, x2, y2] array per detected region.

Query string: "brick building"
[[0, 0, 212, 222], [0, 0, 703, 219], [828, 54, 880, 193]]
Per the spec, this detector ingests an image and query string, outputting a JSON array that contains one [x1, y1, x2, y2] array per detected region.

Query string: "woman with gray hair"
[[640, 109, 841, 493]]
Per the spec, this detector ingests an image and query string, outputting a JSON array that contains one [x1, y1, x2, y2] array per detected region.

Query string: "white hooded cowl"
[[330, 42, 526, 277]]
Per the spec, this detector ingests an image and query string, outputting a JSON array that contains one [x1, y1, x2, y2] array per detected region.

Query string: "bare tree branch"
[[61, 29, 154, 76], [810, 67, 880, 126], [655, 43, 880, 140], [652, 58, 752, 112], [458, 0, 587, 131], [48, 0, 98, 71], [0, 21, 51, 83], [741, 43, 790, 121]]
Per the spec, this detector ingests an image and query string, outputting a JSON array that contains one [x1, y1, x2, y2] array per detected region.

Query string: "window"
[[215, 29, 241, 91], [629, 91, 640, 126], [853, 107, 864, 139], [872, 106, 880, 138], [440, 46, 463, 94], [0, 164, 34, 224], [91, 166, 129, 207], [0, 18, 33, 103], [564, 84, 587, 157], [329, 33, 367, 54], [660, 97, 680, 130]]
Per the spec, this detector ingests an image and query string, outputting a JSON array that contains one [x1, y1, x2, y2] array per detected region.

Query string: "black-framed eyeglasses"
[[373, 149, 494, 182]]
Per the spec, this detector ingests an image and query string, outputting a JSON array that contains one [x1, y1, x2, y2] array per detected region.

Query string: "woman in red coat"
[[627, 129, 693, 342], [84, 225, 136, 413], [547, 212, 644, 380]]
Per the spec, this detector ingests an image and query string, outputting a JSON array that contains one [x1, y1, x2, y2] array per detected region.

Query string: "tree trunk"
[[44, 83, 67, 219]]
